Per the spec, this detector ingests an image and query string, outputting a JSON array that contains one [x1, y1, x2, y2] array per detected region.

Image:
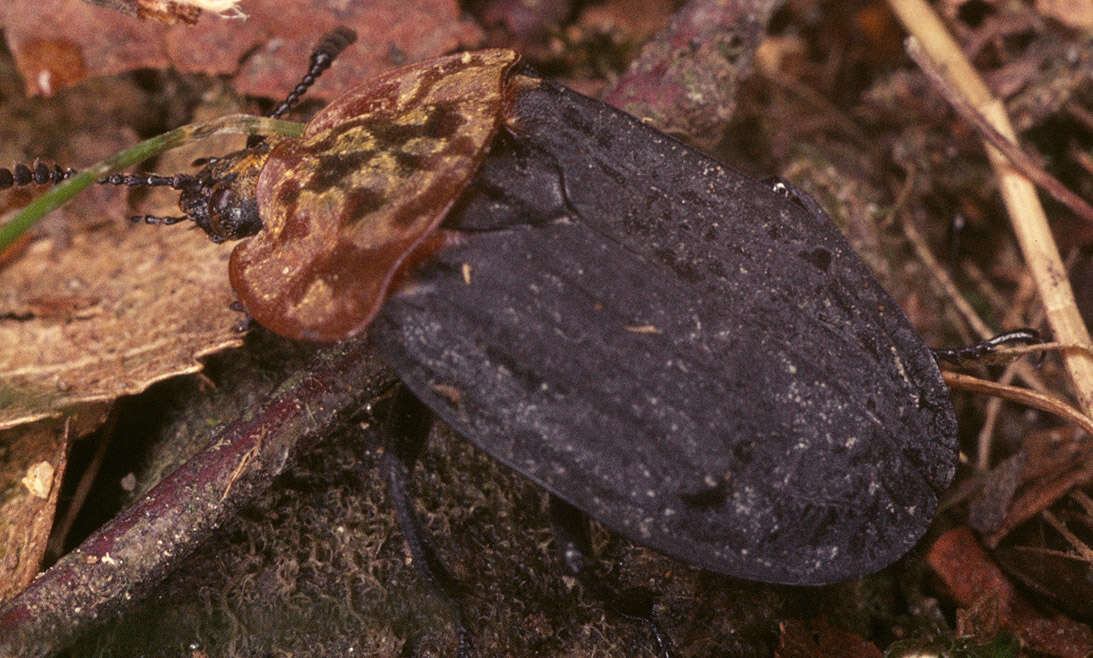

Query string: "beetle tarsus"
[[130, 214, 189, 225], [933, 328, 1043, 365], [549, 497, 674, 658], [230, 305, 254, 333], [101, 172, 194, 189]]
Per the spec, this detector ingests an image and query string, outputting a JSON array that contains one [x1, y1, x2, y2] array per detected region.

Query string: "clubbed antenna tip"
[[268, 26, 358, 120], [0, 162, 76, 189]]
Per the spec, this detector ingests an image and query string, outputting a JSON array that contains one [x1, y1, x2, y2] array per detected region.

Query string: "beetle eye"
[[211, 186, 235, 214], [207, 187, 236, 237]]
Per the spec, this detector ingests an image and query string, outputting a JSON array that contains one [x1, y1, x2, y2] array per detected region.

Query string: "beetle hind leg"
[[932, 328, 1043, 365], [380, 386, 474, 656], [549, 497, 673, 658]]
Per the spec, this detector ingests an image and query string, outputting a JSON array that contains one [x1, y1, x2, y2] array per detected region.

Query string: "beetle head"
[[176, 144, 274, 243]]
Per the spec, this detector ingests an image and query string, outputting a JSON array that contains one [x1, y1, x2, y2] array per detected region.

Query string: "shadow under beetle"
[[6, 27, 966, 652]]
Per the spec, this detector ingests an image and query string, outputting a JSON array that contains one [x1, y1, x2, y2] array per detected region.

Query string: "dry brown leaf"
[[131, 0, 203, 24], [0, 222, 244, 429], [0, 66, 251, 431], [2, 0, 484, 97], [928, 527, 1093, 655], [82, 0, 207, 24], [776, 617, 883, 658], [0, 406, 107, 603], [1, 0, 172, 96]]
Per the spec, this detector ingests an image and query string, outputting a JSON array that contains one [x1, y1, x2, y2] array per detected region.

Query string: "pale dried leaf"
[[0, 223, 243, 430], [0, 407, 106, 603]]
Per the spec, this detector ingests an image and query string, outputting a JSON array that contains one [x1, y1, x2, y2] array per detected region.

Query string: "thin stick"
[[974, 362, 1017, 472], [908, 50, 1093, 226], [942, 371, 1093, 436], [1041, 510, 1093, 562], [901, 209, 993, 340], [0, 338, 394, 655]]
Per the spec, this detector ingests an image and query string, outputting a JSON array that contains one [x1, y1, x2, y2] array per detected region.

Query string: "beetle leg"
[[226, 300, 255, 334], [380, 386, 473, 656], [932, 328, 1043, 365], [128, 214, 189, 226], [548, 495, 592, 576], [548, 497, 673, 658]]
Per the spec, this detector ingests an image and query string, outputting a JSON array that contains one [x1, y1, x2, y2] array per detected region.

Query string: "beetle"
[[3, 26, 959, 651]]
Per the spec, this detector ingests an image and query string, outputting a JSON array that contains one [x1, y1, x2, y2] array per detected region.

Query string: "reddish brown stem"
[[0, 337, 395, 656]]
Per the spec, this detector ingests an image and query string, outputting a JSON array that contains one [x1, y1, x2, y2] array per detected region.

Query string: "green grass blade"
[[0, 114, 304, 252]]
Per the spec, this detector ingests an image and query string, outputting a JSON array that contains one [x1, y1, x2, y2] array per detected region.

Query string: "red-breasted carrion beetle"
[[2, 26, 958, 652]]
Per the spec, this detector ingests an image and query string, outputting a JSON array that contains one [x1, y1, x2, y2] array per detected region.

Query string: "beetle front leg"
[[548, 497, 673, 658], [380, 386, 473, 656]]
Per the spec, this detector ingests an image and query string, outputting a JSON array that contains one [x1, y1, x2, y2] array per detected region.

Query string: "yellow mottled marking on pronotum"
[[226, 50, 520, 342]]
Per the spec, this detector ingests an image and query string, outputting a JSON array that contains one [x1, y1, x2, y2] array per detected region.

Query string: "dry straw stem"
[[942, 371, 1093, 438], [887, 0, 1093, 416]]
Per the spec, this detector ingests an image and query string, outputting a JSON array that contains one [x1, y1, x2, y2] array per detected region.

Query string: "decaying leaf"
[[1, 0, 483, 97], [0, 407, 107, 603], [0, 224, 243, 429]]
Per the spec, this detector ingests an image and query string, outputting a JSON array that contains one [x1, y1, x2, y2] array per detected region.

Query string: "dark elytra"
[[368, 66, 957, 585]]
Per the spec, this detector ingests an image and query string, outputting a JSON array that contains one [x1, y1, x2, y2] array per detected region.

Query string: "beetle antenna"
[[100, 173, 196, 189], [0, 162, 76, 188], [1, 162, 198, 191], [268, 26, 358, 120], [130, 214, 189, 226]]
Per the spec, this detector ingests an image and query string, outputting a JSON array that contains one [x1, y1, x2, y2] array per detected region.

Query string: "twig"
[[1041, 510, 1093, 563], [943, 370, 1093, 436], [0, 338, 395, 656], [900, 208, 993, 339], [974, 361, 1018, 472], [44, 410, 118, 563], [602, 0, 782, 149]]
